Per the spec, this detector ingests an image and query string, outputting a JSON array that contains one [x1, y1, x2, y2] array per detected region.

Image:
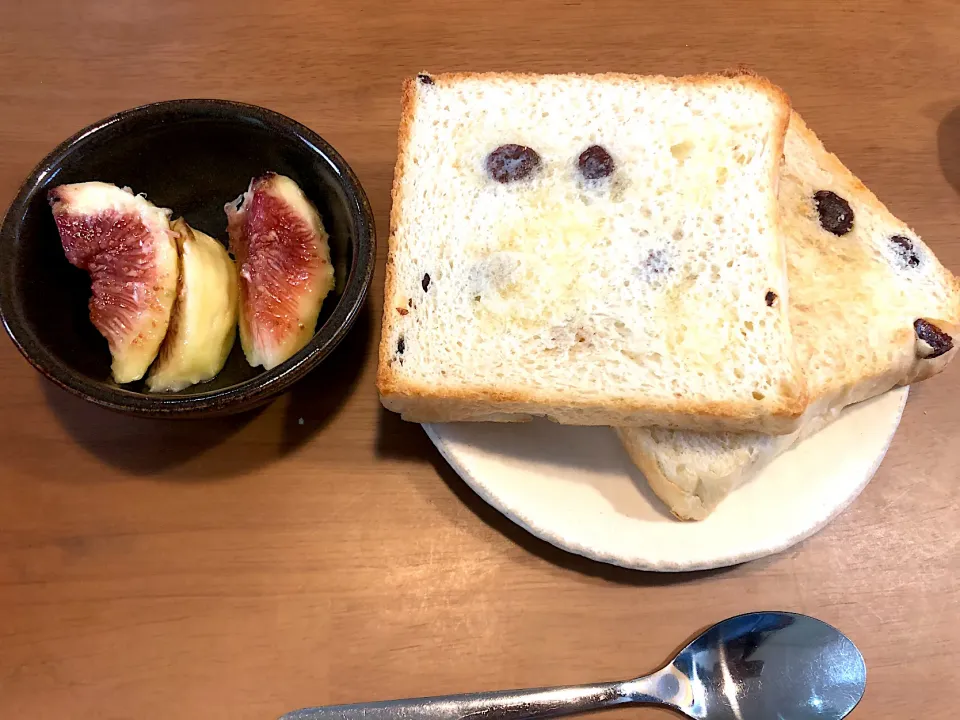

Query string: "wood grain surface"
[[1, 1, 958, 718]]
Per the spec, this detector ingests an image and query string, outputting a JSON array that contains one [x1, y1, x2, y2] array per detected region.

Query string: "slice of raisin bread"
[[619, 111, 960, 520], [378, 72, 809, 434]]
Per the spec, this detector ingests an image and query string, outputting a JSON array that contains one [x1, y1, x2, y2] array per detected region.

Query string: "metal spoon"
[[281, 611, 865, 720]]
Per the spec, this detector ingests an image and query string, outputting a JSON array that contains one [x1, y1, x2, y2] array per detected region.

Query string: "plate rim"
[[423, 387, 909, 572]]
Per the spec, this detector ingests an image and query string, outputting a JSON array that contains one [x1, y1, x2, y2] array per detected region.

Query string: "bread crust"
[[617, 427, 711, 520], [376, 76, 418, 397], [378, 380, 805, 432], [377, 71, 806, 434]]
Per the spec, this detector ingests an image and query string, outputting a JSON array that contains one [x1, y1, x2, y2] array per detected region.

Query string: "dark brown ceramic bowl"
[[0, 99, 375, 418]]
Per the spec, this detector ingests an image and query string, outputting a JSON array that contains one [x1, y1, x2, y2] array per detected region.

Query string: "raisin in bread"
[[378, 72, 809, 434], [619, 111, 960, 519]]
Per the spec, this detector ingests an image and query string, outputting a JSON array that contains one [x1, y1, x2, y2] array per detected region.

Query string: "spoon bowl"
[[656, 611, 867, 718]]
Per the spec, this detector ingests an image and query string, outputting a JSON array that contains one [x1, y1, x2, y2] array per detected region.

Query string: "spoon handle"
[[279, 681, 635, 720]]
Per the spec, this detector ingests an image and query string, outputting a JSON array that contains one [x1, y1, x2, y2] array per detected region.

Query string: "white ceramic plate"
[[424, 387, 909, 571]]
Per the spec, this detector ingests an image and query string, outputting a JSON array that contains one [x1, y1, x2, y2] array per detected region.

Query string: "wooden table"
[[1, 1, 958, 717]]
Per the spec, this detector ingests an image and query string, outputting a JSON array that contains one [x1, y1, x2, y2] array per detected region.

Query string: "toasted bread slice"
[[378, 72, 808, 434], [619, 111, 960, 519]]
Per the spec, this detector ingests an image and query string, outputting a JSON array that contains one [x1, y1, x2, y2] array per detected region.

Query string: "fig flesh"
[[146, 219, 239, 392], [226, 173, 334, 370], [49, 182, 178, 384]]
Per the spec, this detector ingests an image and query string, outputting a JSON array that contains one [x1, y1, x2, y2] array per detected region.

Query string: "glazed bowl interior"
[[0, 99, 374, 417]]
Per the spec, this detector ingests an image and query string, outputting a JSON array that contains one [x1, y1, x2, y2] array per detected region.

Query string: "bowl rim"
[[0, 98, 376, 417]]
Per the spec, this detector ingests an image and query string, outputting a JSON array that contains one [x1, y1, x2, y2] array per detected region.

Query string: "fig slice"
[[225, 173, 335, 370], [48, 182, 179, 384], [146, 219, 239, 392]]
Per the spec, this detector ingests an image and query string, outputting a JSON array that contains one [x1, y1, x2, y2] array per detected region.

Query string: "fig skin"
[[48, 182, 178, 384], [146, 219, 239, 392], [226, 173, 335, 370]]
